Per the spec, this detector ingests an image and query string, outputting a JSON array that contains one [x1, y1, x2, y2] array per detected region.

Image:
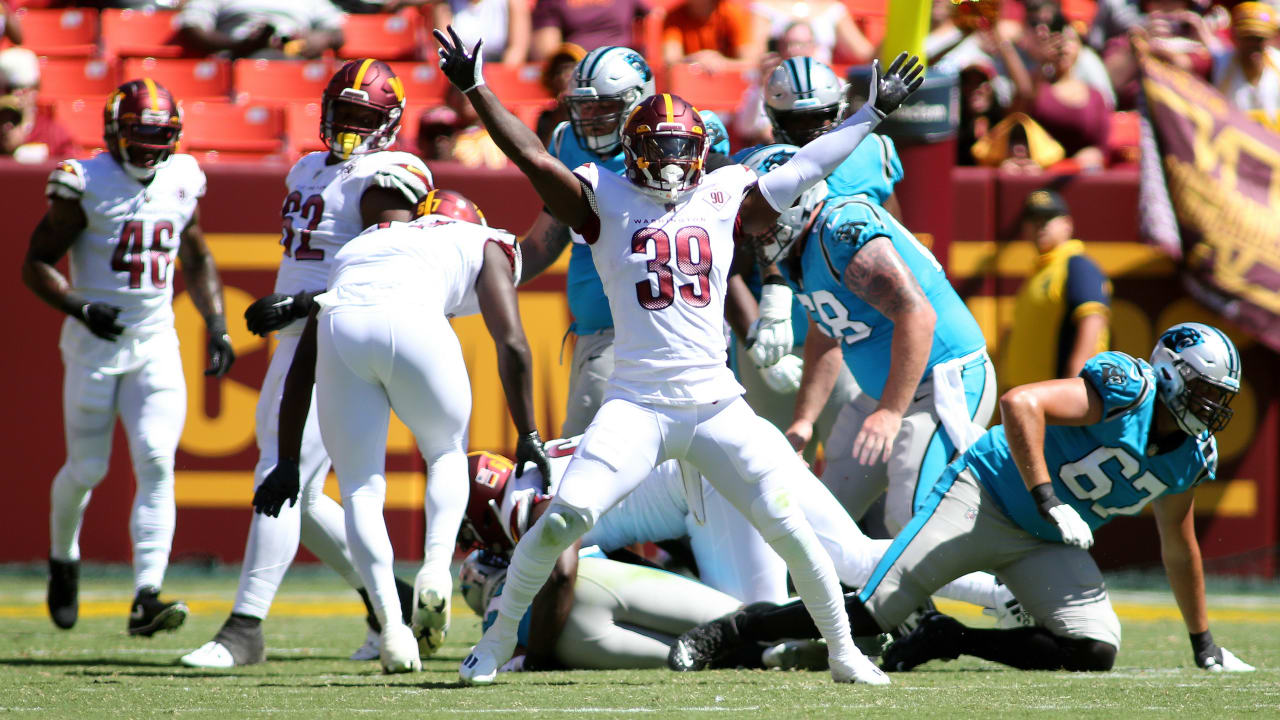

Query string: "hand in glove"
[[747, 282, 794, 367], [244, 292, 313, 337], [867, 52, 926, 119], [1191, 630, 1255, 672], [253, 458, 300, 517], [759, 353, 804, 394], [1031, 483, 1093, 550], [514, 430, 552, 492], [205, 316, 235, 376], [433, 25, 486, 93], [79, 302, 125, 341]]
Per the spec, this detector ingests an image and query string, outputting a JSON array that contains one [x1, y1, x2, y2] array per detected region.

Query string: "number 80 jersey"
[[571, 162, 751, 406], [47, 153, 205, 335]]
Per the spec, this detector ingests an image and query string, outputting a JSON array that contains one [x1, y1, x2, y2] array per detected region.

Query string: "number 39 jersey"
[[571, 163, 751, 406], [966, 351, 1218, 543], [46, 153, 205, 335], [274, 150, 432, 313]]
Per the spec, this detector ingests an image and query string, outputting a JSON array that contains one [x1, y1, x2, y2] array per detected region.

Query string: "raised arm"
[[739, 52, 924, 234], [435, 27, 591, 231], [177, 206, 234, 376]]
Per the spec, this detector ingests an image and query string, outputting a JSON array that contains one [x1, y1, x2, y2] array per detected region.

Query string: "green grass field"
[[2, 565, 1278, 719]]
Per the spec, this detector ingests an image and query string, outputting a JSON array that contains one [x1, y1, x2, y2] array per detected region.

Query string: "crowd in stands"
[[0, 0, 1278, 170]]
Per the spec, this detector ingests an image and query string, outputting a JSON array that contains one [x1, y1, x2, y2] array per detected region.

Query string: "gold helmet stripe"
[[663, 93, 674, 123], [142, 77, 160, 111], [351, 58, 376, 90], [388, 75, 405, 102]]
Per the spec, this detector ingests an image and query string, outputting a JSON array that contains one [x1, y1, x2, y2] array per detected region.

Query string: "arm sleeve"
[[1064, 254, 1111, 324], [1079, 351, 1152, 422], [756, 104, 880, 212]]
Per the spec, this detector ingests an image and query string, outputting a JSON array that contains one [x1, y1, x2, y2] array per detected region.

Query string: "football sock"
[[49, 464, 93, 562], [738, 593, 883, 644], [949, 625, 1117, 671], [421, 451, 469, 587], [300, 491, 363, 589], [358, 588, 381, 633], [130, 455, 175, 593], [488, 500, 590, 648]]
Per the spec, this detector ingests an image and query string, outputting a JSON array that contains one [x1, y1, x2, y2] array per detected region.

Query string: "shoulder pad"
[[46, 159, 86, 200], [822, 199, 881, 252], [371, 159, 433, 205], [172, 154, 208, 197], [1080, 351, 1153, 422]]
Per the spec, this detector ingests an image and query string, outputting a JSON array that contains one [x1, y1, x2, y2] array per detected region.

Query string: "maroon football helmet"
[[417, 189, 487, 226], [621, 93, 709, 201], [103, 78, 182, 180], [321, 58, 406, 159], [458, 451, 518, 552]]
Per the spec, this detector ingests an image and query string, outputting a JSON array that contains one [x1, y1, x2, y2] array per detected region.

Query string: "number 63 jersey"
[[966, 351, 1218, 543], [46, 154, 206, 335], [571, 163, 751, 406]]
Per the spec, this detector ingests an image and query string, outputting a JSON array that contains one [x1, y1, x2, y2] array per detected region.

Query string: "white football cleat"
[[984, 580, 1034, 629], [179, 641, 235, 669], [411, 571, 451, 658], [830, 651, 891, 685], [1209, 648, 1255, 672], [459, 637, 506, 685], [350, 627, 380, 661], [380, 624, 421, 674]]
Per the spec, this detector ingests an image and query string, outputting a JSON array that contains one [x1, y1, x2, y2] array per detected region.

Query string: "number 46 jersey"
[[46, 153, 206, 335], [967, 351, 1218, 543], [571, 162, 752, 406], [274, 150, 432, 319]]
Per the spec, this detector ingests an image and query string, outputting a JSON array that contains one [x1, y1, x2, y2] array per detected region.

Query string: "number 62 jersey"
[[46, 153, 206, 336]]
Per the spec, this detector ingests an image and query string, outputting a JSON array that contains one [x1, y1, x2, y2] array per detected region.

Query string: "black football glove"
[[244, 291, 313, 337], [79, 302, 124, 341], [870, 52, 925, 119], [433, 25, 486, 93], [253, 458, 300, 518], [205, 316, 235, 377], [514, 430, 551, 492]]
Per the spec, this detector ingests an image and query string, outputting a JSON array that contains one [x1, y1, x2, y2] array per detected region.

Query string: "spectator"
[[1087, 0, 1143, 51], [749, 0, 873, 65], [431, 0, 531, 65], [415, 105, 460, 161], [431, 85, 509, 168], [1215, 2, 1280, 131], [1000, 189, 1111, 392], [534, 42, 586, 146], [662, 0, 762, 72], [529, 0, 647, 60], [2, 0, 22, 46], [1104, 0, 1216, 108], [956, 58, 1006, 165], [176, 0, 345, 60], [0, 48, 77, 163]]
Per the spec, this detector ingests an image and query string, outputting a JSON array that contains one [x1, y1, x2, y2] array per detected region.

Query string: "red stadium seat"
[[484, 64, 551, 105], [13, 8, 99, 57], [181, 101, 285, 155], [284, 102, 327, 158], [394, 63, 448, 107], [668, 64, 752, 113], [37, 57, 119, 104], [52, 98, 105, 154], [233, 59, 336, 106], [101, 9, 187, 59], [337, 12, 423, 62], [121, 57, 232, 103]]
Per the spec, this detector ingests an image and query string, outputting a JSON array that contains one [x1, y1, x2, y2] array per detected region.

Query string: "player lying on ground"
[[181, 59, 432, 669], [23, 78, 234, 637], [436, 25, 922, 686], [671, 324, 1254, 674]]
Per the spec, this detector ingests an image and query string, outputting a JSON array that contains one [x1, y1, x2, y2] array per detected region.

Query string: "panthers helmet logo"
[[758, 150, 795, 173], [623, 51, 652, 82], [1161, 326, 1203, 352], [832, 220, 868, 247], [1098, 361, 1128, 386]]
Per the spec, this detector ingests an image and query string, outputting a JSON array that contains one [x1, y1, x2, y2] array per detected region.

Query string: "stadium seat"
[[484, 64, 552, 105], [668, 64, 752, 113], [101, 9, 187, 59], [52, 98, 105, 154], [337, 12, 423, 62], [284, 102, 327, 158], [37, 57, 119, 104], [12, 8, 99, 57], [121, 57, 233, 103], [233, 59, 335, 106], [180, 101, 285, 155], [394, 63, 448, 107], [1107, 110, 1140, 166]]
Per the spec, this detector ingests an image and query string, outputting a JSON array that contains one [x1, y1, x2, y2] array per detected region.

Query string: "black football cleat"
[[668, 610, 746, 672], [881, 611, 964, 672], [47, 558, 80, 630], [127, 587, 189, 637]]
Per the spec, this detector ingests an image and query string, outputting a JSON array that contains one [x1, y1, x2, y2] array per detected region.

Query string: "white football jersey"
[[274, 150, 432, 328], [46, 153, 206, 335], [318, 214, 518, 318], [572, 163, 752, 405]]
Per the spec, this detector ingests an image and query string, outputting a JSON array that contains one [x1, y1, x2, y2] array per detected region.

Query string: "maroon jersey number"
[[280, 191, 326, 261], [631, 226, 712, 311], [112, 220, 176, 289]]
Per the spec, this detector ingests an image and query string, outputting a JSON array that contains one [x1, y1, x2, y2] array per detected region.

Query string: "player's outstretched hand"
[[433, 25, 486, 93], [514, 430, 552, 491], [1192, 630, 1256, 672], [253, 458, 300, 517], [206, 320, 236, 377], [79, 302, 124, 341], [868, 52, 925, 119], [244, 292, 313, 337], [1030, 483, 1094, 549]]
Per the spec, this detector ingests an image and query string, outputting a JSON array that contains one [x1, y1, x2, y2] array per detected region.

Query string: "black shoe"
[[212, 615, 265, 665], [881, 611, 964, 672], [47, 558, 79, 630], [668, 610, 745, 672], [127, 587, 189, 637]]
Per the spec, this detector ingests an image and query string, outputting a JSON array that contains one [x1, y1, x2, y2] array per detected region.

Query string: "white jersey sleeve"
[[47, 159, 87, 200]]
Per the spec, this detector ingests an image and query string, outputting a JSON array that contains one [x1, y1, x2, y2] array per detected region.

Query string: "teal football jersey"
[[824, 133, 902, 204], [794, 196, 986, 400], [968, 351, 1218, 543]]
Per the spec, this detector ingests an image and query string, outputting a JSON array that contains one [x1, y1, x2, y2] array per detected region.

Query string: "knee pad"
[[748, 487, 800, 543], [1060, 637, 1117, 672], [539, 501, 593, 548]]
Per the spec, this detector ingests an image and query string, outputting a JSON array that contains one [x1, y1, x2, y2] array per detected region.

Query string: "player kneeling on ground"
[[672, 323, 1254, 674]]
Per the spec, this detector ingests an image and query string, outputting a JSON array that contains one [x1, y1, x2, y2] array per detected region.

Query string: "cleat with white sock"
[[178, 616, 265, 667], [411, 571, 452, 658], [830, 651, 891, 685], [380, 624, 421, 674], [350, 627, 381, 661]]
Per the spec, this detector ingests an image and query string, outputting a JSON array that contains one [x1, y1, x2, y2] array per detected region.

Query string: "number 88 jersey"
[[47, 153, 205, 335], [273, 149, 432, 324]]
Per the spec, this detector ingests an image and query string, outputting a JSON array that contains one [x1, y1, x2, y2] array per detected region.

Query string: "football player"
[[260, 190, 547, 673], [180, 59, 432, 669], [516, 45, 740, 438], [436, 26, 922, 685], [22, 78, 234, 636], [672, 324, 1255, 675]]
